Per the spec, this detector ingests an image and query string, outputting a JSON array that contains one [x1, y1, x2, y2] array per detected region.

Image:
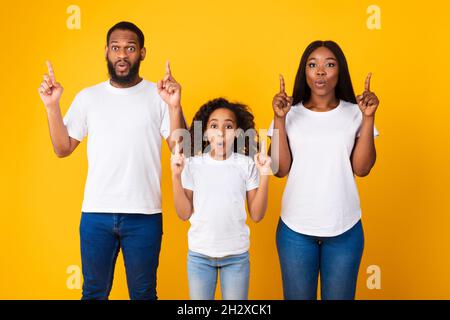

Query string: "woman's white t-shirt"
[[63, 79, 170, 214], [181, 152, 260, 258], [268, 100, 379, 237]]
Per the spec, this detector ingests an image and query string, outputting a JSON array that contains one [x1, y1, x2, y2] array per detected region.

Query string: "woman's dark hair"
[[292, 40, 356, 105], [107, 21, 145, 49], [188, 98, 258, 157]]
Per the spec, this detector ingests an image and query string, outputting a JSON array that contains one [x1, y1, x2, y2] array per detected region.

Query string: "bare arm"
[[38, 61, 79, 158], [246, 175, 269, 223], [170, 142, 193, 221], [269, 75, 293, 178], [247, 144, 272, 222], [157, 61, 188, 152], [351, 116, 376, 177], [171, 173, 194, 221], [269, 117, 292, 178], [352, 73, 380, 177]]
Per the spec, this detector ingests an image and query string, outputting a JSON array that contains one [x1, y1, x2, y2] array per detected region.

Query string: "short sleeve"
[[63, 92, 88, 142], [267, 120, 274, 137], [181, 159, 194, 190], [160, 100, 170, 140], [246, 160, 260, 191]]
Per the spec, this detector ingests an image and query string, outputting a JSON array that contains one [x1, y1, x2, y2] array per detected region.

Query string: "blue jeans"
[[79, 212, 162, 300], [276, 218, 364, 300], [187, 250, 250, 300]]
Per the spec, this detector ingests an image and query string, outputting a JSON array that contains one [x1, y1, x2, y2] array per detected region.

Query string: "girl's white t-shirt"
[[181, 152, 260, 258], [268, 100, 379, 237], [63, 79, 170, 214]]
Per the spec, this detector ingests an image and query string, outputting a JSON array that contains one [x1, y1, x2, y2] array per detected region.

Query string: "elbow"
[[250, 211, 265, 223], [273, 166, 290, 178], [178, 210, 193, 221], [353, 160, 376, 177], [354, 169, 370, 177], [353, 165, 373, 177], [54, 148, 70, 158]]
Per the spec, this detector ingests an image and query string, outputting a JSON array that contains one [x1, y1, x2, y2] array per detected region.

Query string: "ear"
[[104, 45, 108, 60], [140, 47, 146, 61]]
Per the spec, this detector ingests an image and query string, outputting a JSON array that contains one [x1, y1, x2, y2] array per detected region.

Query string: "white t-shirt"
[[63, 79, 170, 214], [181, 152, 260, 258], [268, 99, 379, 236]]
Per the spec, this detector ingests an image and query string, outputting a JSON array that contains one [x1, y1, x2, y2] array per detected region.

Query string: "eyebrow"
[[308, 57, 337, 61], [110, 40, 137, 44], [209, 118, 235, 123]]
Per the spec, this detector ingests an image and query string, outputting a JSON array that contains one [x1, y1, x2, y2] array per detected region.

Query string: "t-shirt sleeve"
[[246, 160, 260, 191], [160, 100, 170, 140], [63, 92, 88, 142], [181, 159, 194, 191], [267, 119, 275, 137]]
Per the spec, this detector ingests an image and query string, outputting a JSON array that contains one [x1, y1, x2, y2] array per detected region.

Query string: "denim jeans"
[[276, 218, 364, 300], [187, 250, 250, 300], [79, 212, 162, 300]]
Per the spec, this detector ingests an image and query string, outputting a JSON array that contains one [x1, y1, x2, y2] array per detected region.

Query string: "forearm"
[[171, 174, 193, 220], [248, 175, 269, 223], [351, 116, 377, 176], [270, 117, 291, 177], [168, 104, 187, 150], [45, 106, 71, 157]]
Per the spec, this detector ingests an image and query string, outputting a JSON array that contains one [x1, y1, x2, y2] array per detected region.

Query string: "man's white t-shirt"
[[63, 79, 170, 214], [181, 152, 260, 258], [268, 100, 379, 237]]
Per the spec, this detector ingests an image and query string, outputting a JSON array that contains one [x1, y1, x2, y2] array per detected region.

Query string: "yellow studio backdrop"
[[0, 0, 449, 299]]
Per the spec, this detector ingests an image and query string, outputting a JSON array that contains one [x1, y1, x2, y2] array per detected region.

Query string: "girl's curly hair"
[[188, 97, 259, 157]]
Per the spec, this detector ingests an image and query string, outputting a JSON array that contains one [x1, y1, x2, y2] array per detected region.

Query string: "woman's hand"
[[272, 75, 293, 118], [356, 73, 379, 118]]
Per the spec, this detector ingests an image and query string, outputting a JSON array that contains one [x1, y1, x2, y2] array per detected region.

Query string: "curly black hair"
[[187, 98, 259, 157]]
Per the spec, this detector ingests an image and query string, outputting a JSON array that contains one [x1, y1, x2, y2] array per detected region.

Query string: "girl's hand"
[[356, 73, 379, 118], [254, 140, 272, 176], [272, 75, 293, 119], [171, 141, 185, 176]]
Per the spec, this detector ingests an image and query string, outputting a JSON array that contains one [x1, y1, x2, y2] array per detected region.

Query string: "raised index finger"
[[260, 139, 267, 155], [279, 74, 285, 94], [174, 140, 181, 155], [166, 60, 172, 76], [46, 60, 56, 83], [364, 72, 372, 92]]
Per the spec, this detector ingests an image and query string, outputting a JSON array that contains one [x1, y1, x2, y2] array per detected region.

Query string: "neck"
[[210, 149, 233, 161], [110, 76, 142, 88], [305, 93, 339, 111]]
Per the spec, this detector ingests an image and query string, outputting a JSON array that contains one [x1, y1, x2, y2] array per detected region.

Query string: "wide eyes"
[[209, 124, 234, 130], [307, 62, 336, 68], [111, 46, 136, 52]]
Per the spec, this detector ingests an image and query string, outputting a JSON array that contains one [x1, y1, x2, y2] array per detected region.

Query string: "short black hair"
[[292, 40, 356, 105], [106, 21, 145, 48]]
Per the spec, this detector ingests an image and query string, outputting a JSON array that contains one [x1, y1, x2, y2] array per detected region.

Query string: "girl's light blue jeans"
[[187, 250, 250, 300]]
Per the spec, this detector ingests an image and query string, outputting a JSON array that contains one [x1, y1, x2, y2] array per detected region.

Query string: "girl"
[[269, 40, 380, 300], [171, 98, 272, 300]]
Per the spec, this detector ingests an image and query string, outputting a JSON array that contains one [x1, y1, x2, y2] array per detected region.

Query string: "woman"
[[268, 40, 380, 300]]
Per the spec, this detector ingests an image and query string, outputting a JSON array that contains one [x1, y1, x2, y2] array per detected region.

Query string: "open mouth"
[[115, 62, 130, 72], [315, 79, 327, 88]]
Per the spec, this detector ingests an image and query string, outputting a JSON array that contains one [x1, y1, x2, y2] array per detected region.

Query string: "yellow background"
[[1, 0, 449, 299]]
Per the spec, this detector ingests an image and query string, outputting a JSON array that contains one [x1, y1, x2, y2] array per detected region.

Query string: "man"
[[38, 21, 186, 300]]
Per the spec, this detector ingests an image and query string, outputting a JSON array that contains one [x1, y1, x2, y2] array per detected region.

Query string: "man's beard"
[[107, 58, 141, 85]]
